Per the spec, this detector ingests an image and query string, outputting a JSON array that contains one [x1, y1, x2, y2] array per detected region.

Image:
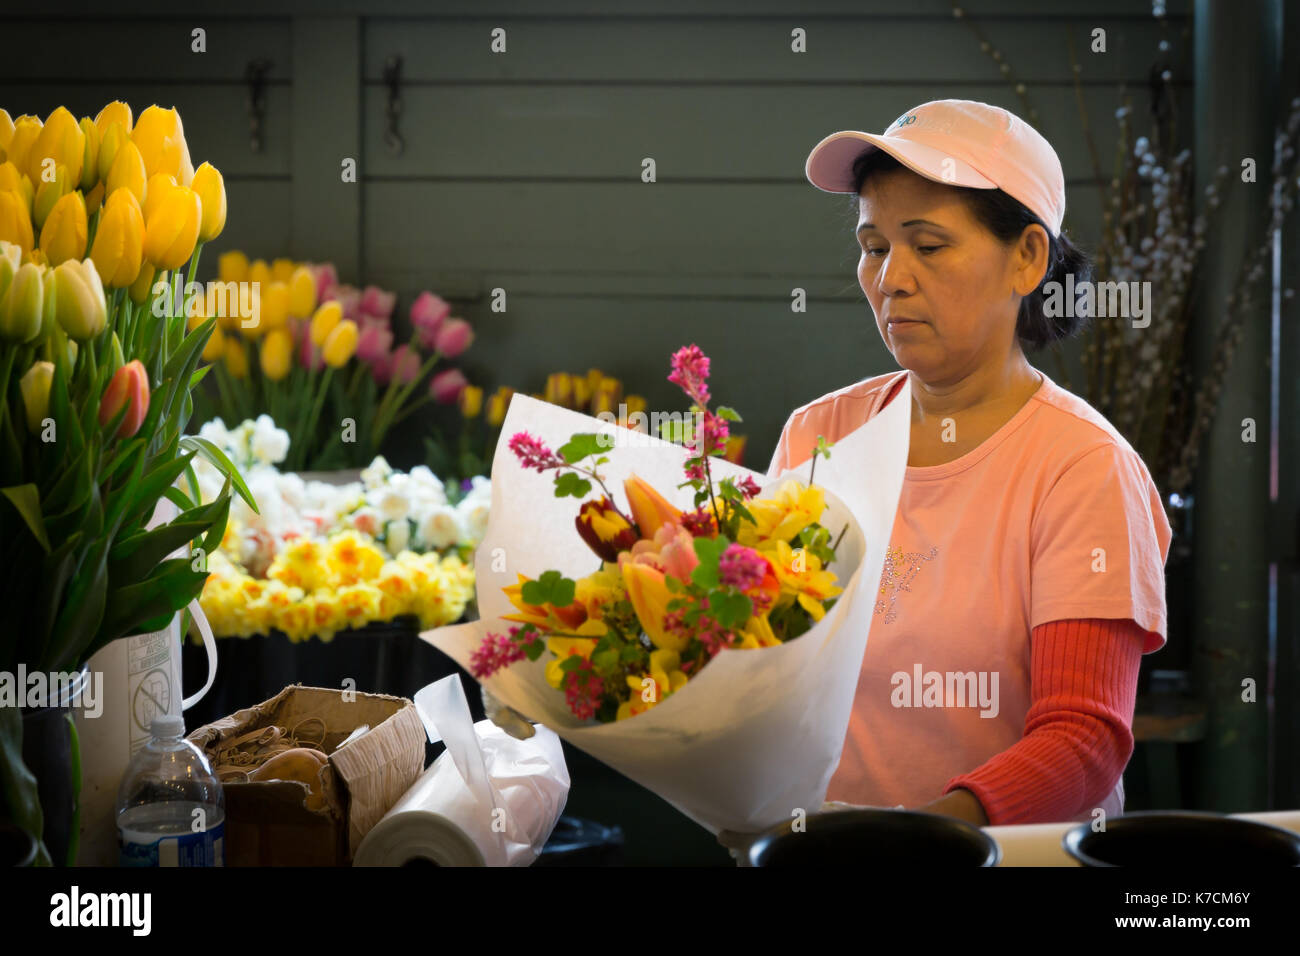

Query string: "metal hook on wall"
[[245, 58, 272, 153], [383, 55, 404, 155]]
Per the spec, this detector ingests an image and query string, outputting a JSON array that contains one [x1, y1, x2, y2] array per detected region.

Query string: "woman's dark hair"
[[850, 149, 1093, 352]]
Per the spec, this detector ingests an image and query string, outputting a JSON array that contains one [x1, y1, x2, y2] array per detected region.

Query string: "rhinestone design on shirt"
[[875, 545, 940, 624]]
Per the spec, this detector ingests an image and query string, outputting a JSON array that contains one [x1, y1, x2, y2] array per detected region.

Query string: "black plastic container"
[[748, 809, 1001, 867], [19, 664, 89, 867], [1063, 811, 1300, 866]]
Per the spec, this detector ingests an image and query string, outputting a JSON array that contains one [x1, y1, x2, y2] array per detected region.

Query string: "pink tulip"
[[390, 344, 420, 384], [334, 285, 362, 320], [371, 351, 393, 386], [429, 367, 468, 404], [360, 284, 396, 320], [356, 318, 394, 364], [410, 291, 450, 349], [434, 318, 474, 358], [312, 263, 339, 304], [298, 326, 324, 371]]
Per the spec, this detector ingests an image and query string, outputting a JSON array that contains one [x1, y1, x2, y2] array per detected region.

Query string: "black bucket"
[[0, 822, 38, 866], [1063, 811, 1300, 866], [748, 809, 1001, 867]]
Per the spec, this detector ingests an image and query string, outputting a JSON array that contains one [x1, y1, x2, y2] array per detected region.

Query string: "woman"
[[760, 98, 1172, 834]]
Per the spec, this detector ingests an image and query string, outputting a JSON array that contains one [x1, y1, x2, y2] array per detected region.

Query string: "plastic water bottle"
[[115, 715, 225, 866]]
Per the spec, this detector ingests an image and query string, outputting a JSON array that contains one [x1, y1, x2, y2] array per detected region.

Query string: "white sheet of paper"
[[421, 382, 910, 834]]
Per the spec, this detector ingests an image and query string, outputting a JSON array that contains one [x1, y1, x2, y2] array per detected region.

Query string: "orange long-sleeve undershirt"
[[942, 617, 1147, 826]]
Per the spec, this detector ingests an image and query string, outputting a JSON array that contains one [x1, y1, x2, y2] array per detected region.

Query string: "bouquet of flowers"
[[468, 347, 844, 722], [422, 345, 911, 834]]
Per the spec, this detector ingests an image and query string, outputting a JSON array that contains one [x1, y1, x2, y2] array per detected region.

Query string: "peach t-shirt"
[[767, 367, 1172, 820]]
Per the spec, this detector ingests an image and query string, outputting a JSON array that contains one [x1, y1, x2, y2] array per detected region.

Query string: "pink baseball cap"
[[805, 98, 1066, 237]]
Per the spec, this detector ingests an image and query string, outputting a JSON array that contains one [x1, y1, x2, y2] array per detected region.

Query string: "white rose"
[[457, 498, 491, 547], [386, 519, 410, 555], [361, 456, 393, 490], [250, 416, 290, 465], [418, 505, 465, 551]]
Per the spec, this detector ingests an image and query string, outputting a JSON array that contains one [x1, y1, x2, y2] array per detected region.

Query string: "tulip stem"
[[300, 367, 334, 466]]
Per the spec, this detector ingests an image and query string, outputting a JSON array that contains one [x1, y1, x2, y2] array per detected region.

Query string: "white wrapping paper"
[[352, 675, 570, 866], [421, 383, 910, 835]]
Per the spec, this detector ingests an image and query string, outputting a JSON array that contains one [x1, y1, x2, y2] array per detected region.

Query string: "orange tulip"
[[623, 473, 683, 539], [98, 359, 149, 439]]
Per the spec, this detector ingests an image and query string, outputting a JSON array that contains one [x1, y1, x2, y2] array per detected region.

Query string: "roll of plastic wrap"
[[353, 676, 569, 866]]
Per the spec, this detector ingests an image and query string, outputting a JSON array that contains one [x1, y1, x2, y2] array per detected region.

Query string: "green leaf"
[[0, 705, 52, 867], [122, 451, 196, 529], [715, 405, 743, 422], [521, 569, 576, 608], [1, 484, 50, 552], [690, 535, 729, 590], [708, 589, 752, 630], [659, 419, 687, 443], [179, 435, 258, 513], [557, 433, 607, 464], [553, 471, 591, 499]]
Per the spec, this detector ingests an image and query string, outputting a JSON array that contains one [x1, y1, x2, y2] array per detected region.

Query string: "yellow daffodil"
[[617, 648, 688, 720]]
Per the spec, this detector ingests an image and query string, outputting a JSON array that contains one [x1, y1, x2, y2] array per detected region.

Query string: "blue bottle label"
[[119, 821, 224, 867]]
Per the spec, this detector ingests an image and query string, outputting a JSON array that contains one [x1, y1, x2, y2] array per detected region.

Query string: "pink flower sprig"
[[507, 430, 635, 528], [667, 344, 738, 530], [718, 543, 767, 592], [470, 626, 528, 678]]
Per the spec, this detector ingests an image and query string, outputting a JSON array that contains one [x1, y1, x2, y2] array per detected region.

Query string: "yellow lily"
[[616, 649, 688, 719], [759, 538, 843, 622], [735, 478, 827, 547]]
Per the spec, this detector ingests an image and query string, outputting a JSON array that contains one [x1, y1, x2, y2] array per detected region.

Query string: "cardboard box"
[[188, 684, 425, 866]]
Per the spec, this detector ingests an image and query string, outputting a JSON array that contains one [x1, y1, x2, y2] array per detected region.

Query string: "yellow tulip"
[[261, 281, 289, 331], [131, 105, 194, 185], [201, 324, 224, 362], [190, 162, 225, 242], [260, 328, 293, 381], [0, 163, 33, 209], [5, 117, 43, 182], [248, 258, 271, 290], [288, 265, 315, 317], [32, 164, 70, 233], [270, 258, 295, 283], [90, 188, 145, 288], [142, 171, 177, 223], [217, 249, 248, 285], [0, 261, 45, 343], [94, 101, 133, 139], [106, 139, 146, 205], [53, 257, 108, 340], [544, 371, 573, 408], [19, 361, 54, 434], [84, 181, 105, 216], [28, 107, 84, 188], [78, 118, 100, 191], [309, 300, 341, 346], [142, 184, 200, 270], [128, 262, 156, 305], [458, 384, 483, 419], [223, 335, 249, 378], [96, 122, 127, 183], [0, 109, 13, 155], [621, 562, 686, 652], [485, 390, 507, 428], [625, 394, 647, 417], [322, 319, 358, 367], [39, 191, 88, 266], [0, 190, 34, 260]]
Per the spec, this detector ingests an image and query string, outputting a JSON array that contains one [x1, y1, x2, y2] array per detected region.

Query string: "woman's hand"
[[914, 788, 989, 826], [481, 685, 535, 740]]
